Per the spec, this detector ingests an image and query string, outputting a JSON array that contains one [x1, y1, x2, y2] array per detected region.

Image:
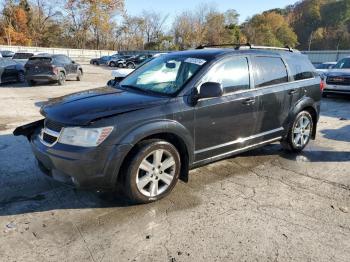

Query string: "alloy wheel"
[[136, 149, 176, 197], [293, 114, 311, 147]]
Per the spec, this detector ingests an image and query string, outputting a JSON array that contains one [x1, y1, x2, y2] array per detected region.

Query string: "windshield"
[[334, 58, 350, 69], [119, 55, 207, 95]]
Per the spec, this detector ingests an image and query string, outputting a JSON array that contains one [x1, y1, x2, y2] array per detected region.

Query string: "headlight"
[[58, 126, 114, 147]]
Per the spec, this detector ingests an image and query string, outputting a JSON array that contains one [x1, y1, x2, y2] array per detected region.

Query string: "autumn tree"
[[0, 0, 31, 45], [243, 11, 298, 47]]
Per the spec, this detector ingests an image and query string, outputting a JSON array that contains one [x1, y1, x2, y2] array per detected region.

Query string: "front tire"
[[17, 71, 25, 83], [110, 62, 116, 67], [57, 72, 66, 86], [124, 140, 181, 204], [76, 69, 83, 81], [282, 111, 313, 152]]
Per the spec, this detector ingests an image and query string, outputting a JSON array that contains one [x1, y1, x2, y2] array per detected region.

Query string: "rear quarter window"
[[285, 55, 315, 81], [253, 56, 288, 88], [13, 53, 34, 59]]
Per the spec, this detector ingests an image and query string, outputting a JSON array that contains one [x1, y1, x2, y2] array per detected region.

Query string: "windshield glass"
[[334, 58, 350, 69], [120, 55, 207, 95]]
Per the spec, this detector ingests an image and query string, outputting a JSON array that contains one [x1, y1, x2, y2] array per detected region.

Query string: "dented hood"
[[40, 86, 170, 125]]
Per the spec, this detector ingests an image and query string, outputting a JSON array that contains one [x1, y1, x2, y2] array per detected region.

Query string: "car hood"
[[326, 69, 350, 77], [41, 86, 170, 125]]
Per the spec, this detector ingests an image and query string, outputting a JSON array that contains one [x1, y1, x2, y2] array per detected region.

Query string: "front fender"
[[118, 119, 194, 164]]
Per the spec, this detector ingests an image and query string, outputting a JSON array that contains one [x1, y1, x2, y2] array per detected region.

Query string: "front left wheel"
[[124, 140, 181, 204]]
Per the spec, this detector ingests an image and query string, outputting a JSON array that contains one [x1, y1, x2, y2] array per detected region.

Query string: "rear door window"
[[253, 56, 288, 88], [201, 56, 250, 94]]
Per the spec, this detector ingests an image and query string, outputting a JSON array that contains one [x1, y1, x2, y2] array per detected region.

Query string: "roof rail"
[[196, 43, 299, 53]]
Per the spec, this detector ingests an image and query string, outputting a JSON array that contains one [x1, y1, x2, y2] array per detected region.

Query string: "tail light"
[[320, 80, 325, 92], [51, 66, 59, 75]]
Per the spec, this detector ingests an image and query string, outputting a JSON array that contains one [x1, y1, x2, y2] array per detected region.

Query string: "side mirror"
[[198, 82, 223, 99], [72, 60, 76, 64]]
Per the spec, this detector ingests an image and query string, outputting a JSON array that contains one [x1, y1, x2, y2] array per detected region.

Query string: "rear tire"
[[123, 140, 181, 204], [281, 111, 313, 153], [126, 62, 136, 69], [57, 72, 66, 86], [322, 93, 328, 98]]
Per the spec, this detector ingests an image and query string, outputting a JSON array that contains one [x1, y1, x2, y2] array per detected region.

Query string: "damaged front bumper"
[[13, 120, 132, 191]]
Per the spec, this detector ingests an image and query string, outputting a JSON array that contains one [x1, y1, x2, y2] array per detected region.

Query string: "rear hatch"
[[25, 57, 53, 75]]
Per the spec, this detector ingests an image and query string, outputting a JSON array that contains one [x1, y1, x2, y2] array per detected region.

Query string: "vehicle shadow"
[[321, 94, 350, 119], [321, 125, 350, 143], [239, 143, 350, 163]]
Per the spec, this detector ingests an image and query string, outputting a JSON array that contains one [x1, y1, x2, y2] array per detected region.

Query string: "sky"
[[124, 0, 297, 24]]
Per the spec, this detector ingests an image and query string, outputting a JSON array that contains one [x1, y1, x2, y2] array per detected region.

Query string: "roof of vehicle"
[[166, 47, 306, 61], [14, 51, 43, 55]]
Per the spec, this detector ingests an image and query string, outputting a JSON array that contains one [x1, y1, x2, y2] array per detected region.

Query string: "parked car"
[[106, 68, 135, 87], [24, 54, 83, 86], [323, 57, 350, 96], [315, 62, 336, 78], [14, 44, 321, 204], [316, 62, 336, 73], [106, 55, 165, 87], [90, 56, 112, 66], [124, 54, 154, 69], [13, 51, 43, 64], [107, 55, 132, 67], [0, 58, 25, 84], [0, 50, 15, 58]]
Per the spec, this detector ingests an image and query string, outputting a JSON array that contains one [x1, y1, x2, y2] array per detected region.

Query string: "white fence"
[[302, 50, 350, 64], [0, 45, 118, 61]]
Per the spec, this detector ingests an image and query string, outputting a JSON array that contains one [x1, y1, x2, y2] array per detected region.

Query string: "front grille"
[[45, 119, 63, 132], [43, 133, 57, 144], [326, 76, 350, 86], [39, 119, 64, 146]]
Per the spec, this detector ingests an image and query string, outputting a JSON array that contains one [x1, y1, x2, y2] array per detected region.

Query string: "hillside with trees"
[[1, 0, 350, 51]]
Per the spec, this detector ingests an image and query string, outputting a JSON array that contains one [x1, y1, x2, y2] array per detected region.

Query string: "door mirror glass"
[[198, 82, 223, 99]]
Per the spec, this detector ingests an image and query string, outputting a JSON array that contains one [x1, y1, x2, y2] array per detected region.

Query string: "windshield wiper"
[[120, 84, 167, 96]]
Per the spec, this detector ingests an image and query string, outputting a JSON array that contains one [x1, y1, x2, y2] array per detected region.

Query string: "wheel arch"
[[116, 121, 194, 184], [286, 97, 319, 140]]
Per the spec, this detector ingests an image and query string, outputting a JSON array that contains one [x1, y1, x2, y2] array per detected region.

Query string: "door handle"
[[243, 97, 256, 105], [288, 89, 298, 95]]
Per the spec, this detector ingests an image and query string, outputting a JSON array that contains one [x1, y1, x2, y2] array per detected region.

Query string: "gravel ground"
[[0, 65, 349, 262]]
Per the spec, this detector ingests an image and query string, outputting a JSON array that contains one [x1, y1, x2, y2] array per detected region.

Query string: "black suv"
[[25, 54, 83, 86], [15, 44, 321, 203]]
